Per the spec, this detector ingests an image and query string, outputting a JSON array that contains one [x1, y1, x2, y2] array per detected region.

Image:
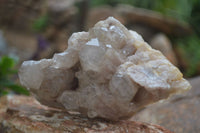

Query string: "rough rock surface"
[[0, 95, 173, 133], [19, 17, 191, 120], [131, 76, 200, 133]]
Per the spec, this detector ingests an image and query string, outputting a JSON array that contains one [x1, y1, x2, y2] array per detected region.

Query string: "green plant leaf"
[[0, 56, 16, 76], [0, 79, 29, 95], [0, 90, 9, 96], [7, 84, 29, 95], [0, 56, 30, 96]]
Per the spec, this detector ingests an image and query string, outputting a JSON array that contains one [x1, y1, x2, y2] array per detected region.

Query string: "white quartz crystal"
[[19, 17, 191, 120]]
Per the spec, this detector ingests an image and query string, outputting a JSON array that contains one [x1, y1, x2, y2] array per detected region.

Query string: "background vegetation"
[[0, 56, 29, 96]]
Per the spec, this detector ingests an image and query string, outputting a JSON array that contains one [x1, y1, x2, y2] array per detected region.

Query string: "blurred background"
[[0, 0, 199, 96]]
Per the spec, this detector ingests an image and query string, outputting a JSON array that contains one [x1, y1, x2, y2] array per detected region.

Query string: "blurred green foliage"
[[190, 2, 200, 35], [176, 35, 200, 77], [32, 15, 49, 32], [0, 56, 29, 96]]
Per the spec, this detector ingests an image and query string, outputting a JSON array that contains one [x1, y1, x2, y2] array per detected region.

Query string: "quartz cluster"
[[19, 17, 191, 120]]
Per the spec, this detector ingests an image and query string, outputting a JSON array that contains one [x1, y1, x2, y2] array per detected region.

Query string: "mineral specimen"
[[19, 17, 191, 120]]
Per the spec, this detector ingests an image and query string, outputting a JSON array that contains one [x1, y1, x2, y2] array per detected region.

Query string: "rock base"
[[0, 95, 172, 133]]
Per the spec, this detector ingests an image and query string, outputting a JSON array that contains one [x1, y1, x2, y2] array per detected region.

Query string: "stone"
[[150, 33, 178, 65], [131, 76, 200, 133], [0, 95, 174, 133], [18, 17, 191, 120]]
